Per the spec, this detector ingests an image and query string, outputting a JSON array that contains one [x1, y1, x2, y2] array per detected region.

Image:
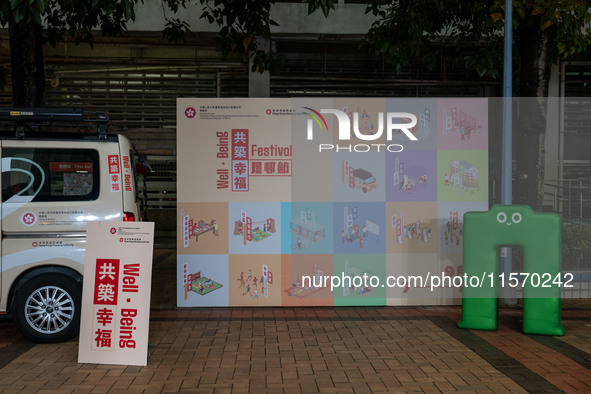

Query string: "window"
[[2, 148, 100, 202]]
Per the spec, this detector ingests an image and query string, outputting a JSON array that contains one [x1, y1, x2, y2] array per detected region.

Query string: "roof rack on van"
[[0, 108, 109, 140]]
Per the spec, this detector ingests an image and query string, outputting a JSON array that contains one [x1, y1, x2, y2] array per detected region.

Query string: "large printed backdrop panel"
[[177, 98, 489, 307]]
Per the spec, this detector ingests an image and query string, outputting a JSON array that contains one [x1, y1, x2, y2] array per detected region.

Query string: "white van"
[[0, 108, 141, 342]]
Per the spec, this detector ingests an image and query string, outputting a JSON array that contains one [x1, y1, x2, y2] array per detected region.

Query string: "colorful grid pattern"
[[177, 98, 489, 307]]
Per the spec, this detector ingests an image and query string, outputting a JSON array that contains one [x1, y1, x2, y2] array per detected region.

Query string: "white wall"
[[128, 2, 375, 35]]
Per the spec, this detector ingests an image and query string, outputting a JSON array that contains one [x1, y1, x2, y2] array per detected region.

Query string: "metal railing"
[[561, 272, 591, 299], [137, 155, 176, 210], [543, 178, 591, 227]]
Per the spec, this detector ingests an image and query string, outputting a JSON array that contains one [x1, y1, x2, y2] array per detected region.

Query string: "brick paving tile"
[[329, 372, 349, 384], [440, 372, 468, 387], [39, 390, 76, 394], [311, 361, 328, 372], [300, 382, 319, 393], [366, 381, 388, 392], [89, 383, 115, 393], [350, 382, 372, 394], [316, 377, 336, 389], [318, 387, 346, 393], [474, 324, 591, 391], [392, 370, 415, 382], [282, 370, 298, 381], [2, 305, 591, 392], [557, 376, 591, 391]]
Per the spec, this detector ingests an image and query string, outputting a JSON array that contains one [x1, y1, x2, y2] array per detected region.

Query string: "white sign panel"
[[78, 221, 155, 366]]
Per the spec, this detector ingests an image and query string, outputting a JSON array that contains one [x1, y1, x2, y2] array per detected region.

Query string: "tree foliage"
[[511, 0, 591, 59], [1, 0, 145, 106], [562, 224, 591, 270], [0, 0, 333, 103], [3, 0, 589, 208], [365, 1, 503, 78], [364, 0, 591, 89], [199, 0, 280, 72], [362, 1, 591, 209], [1, 0, 142, 44], [162, 0, 335, 72]]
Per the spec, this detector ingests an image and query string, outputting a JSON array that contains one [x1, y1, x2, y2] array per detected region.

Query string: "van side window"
[[2, 148, 100, 202]]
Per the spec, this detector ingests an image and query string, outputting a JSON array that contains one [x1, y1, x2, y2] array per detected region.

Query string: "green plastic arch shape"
[[458, 205, 565, 336]]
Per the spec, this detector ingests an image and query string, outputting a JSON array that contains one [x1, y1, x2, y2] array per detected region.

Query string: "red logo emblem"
[[184, 106, 196, 119], [32, 241, 38, 247], [21, 211, 37, 226], [120, 238, 124, 242], [266, 109, 272, 115], [110, 227, 117, 234]]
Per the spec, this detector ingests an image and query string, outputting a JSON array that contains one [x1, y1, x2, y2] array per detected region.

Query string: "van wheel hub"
[[24, 286, 75, 334]]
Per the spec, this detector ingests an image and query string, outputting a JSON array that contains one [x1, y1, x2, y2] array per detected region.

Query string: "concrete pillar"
[[249, 38, 271, 97], [544, 63, 560, 210]]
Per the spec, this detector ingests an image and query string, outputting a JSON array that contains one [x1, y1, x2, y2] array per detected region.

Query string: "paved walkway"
[[0, 250, 589, 393]]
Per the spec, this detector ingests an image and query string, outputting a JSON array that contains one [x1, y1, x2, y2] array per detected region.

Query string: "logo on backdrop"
[[184, 106, 196, 119], [304, 108, 418, 152]]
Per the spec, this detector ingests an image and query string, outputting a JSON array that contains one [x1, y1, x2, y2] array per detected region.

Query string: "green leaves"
[[303, 0, 335, 18], [164, 0, 189, 13], [363, 0, 591, 81], [177, 0, 336, 73], [364, 1, 495, 77], [562, 225, 591, 270], [2, 0, 47, 25], [464, 48, 503, 79], [163, 18, 190, 43], [194, 0, 279, 72], [2, 0, 142, 45], [251, 49, 278, 73]]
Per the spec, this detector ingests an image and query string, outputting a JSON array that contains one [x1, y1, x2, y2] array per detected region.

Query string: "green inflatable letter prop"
[[458, 205, 564, 336]]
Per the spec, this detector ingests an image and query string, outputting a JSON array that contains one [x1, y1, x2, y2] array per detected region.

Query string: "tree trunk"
[[513, 17, 552, 210], [9, 21, 46, 107]]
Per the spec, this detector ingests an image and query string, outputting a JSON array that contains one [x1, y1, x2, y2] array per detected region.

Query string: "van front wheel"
[[13, 274, 81, 343]]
